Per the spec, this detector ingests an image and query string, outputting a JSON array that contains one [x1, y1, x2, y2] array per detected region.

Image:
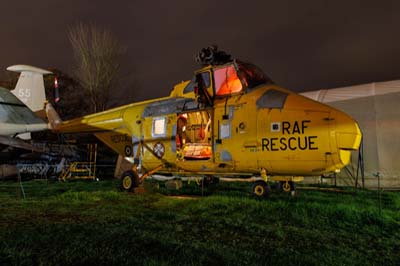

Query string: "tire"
[[119, 171, 139, 192], [279, 181, 296, 192], [252, 181, 270, 198]]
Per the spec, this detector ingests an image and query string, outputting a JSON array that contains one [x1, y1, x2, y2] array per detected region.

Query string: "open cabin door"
[[171, 70, 215, 171]]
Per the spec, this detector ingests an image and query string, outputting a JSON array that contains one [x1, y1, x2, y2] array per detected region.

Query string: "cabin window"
[[220, 122, 231, 139], [256, 89, 288, 109], [152, 117, 167, 137], [214, 65, 243, 96]]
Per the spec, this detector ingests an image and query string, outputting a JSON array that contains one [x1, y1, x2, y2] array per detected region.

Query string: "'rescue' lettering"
[[262, 136, 318, 151], [262, 120, 318, 151]]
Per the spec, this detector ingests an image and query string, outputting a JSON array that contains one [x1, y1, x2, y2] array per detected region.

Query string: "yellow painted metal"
[[260, 168, 268, 182], [59, 162, 96, 181], [59, 144, 97, 181], [270, 176, 304, 182], [169, 80, 192, 97], [138, 164, 164, 183], [95, 132, 132, 157], [49, 61, 362, 185]]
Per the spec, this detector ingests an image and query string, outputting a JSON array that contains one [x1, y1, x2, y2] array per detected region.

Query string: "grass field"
[[0, 179, 399, 266]]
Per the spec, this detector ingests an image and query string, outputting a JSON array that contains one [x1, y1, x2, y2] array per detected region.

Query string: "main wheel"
[[279, 181, 296, 192], [252, 181, 270, 198], [120, 171, 139, 192]]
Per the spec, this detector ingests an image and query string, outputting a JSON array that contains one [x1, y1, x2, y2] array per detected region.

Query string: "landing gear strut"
[[197, 176, 219, 187]]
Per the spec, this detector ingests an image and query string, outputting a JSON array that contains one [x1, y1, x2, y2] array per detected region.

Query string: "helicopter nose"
[[332, 110, 362, 166], [334, 111, 362, 150]]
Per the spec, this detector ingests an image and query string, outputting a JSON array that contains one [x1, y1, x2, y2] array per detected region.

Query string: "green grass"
[[0, 179, 399, 266]]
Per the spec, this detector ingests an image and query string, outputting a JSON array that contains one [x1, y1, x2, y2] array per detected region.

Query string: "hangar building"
[[301, 80, 400, 189]]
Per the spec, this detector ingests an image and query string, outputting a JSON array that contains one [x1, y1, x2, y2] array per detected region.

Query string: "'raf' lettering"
[[282, 120, 310, 134]]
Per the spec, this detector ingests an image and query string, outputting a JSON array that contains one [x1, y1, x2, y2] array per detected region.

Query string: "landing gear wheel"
[[120, 171, 139, 192], [280, 181, 296, 193], [252, 181, 270, 198]]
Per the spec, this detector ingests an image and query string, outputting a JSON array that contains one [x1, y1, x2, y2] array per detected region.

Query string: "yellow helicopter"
[[46, 47, 362, 197]]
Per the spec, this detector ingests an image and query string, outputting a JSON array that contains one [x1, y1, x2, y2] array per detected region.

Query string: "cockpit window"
[[237, 61, 272, 89], [183, 73, 210, 94], [183, 79, 196, 94], [256, 89, 288, 109], [214, 65, 243, 96], [200, 72, 211, 88]]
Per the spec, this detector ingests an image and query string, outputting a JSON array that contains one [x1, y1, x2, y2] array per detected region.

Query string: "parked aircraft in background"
[[46, 47, 362, 197], [0, 65, 51, 149]]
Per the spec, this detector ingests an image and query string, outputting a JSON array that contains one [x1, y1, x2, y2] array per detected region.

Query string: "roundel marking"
[[153, 142, 165, 158], [124, 145, 132, 156]]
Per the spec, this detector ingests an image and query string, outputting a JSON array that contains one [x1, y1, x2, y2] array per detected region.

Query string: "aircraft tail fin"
[[8, 65, 52, 112]]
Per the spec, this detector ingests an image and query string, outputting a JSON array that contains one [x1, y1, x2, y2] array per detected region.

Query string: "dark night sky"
[[1, 0, 400, 105]]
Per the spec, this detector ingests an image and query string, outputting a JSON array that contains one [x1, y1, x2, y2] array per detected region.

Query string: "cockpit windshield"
[[213, 61, 273, 96], [236, 61, 273, 89]]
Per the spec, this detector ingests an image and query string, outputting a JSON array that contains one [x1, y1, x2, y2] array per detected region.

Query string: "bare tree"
[[69, 23, 125, 113]]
